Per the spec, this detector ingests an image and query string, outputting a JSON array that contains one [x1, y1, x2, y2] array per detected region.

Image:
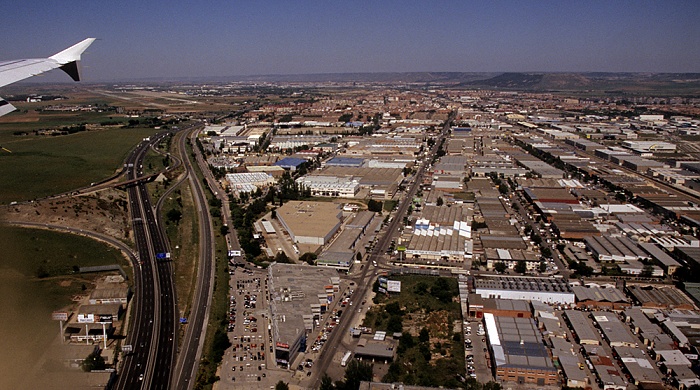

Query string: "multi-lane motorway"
[[115, 132, 177, 390]]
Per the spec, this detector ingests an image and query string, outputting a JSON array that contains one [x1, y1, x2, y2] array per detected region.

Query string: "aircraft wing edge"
[[49, 38, 96, 65], [0, 98, 17, 117]]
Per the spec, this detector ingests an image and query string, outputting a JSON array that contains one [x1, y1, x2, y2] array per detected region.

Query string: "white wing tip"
[[49, 38, 96, 64]]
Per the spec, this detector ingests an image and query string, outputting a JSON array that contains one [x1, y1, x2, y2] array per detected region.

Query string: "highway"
[[114, 132, 178, 390], [172, 125, 217, 390], [311, 112, 455, 387]]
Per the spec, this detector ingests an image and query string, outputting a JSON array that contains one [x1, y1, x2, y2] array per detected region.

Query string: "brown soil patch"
[[1, 188, 133, 244]]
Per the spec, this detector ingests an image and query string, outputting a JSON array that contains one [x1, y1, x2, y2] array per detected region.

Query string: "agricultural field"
[[0, 225, 130, 389], [0, 126, 159, 204], [363, 275, 466, 388]]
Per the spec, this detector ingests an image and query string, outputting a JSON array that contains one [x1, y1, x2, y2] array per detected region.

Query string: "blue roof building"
[[275, 157, 307, 171]]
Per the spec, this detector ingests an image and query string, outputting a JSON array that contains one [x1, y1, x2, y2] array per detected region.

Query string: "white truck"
[[341, 351, 352, 367]]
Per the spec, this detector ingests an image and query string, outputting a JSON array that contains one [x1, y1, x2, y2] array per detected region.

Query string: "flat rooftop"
[[476, 276, 572, 293], [268, 264, 340, 347], [486, 314, 556, 371], [276, 200, 341, 239]]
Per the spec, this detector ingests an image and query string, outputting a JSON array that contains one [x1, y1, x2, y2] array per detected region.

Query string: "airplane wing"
[[0, 38, 96, 117]]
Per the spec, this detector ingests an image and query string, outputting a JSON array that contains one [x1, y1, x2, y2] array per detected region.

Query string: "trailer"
[[340, 351, 352, 367]]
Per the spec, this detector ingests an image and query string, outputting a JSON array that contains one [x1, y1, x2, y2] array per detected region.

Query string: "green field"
[[0, 225, 130, 389], [0, 127, 158, 203], [364, 275, 466, 388]]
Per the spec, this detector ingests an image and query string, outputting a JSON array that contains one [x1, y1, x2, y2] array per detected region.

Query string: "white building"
[[475, 276, 575, 304], [296, 176, 360, 198], [226, 172, 275, 194]]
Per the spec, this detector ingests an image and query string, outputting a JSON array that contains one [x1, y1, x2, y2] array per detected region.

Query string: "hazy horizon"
[[3, 1, 699, 83]]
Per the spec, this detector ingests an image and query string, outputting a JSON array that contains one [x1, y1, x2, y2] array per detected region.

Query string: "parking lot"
[[464, 319, 493, 383], [219, 267, 289, 388]]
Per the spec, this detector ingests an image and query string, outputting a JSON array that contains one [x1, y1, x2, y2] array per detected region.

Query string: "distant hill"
[[41, 71, 699, 95], [114, 72, 499, 85], [463, 72, 700, 95]]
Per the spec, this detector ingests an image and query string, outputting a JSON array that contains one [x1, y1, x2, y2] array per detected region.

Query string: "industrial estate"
[[2, 75, 700, 390]]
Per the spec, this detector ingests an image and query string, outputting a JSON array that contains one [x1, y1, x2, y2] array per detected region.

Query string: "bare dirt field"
[[1, 188, 133, 243]]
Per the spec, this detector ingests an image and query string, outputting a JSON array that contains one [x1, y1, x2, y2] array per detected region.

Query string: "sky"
[[2, 0, 699, 81]]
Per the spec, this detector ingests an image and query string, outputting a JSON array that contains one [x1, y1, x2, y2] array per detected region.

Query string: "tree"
[[81, 350, 106, 372], [320, 374, 335, 390], [274, 251, 291, 264], [436, 197, 444, 206], [387, 314, 403, 332], [398, 332, 415, 353], [342, 359, 373, 390], [299, 252, 317, 265], [494, 262, 507, 274], [275, 381, 290, 390], [431, 277, 454, 303], [166, 208, 182, 224], [483, 381, 503, 390], [356, 252, 362, 262], [367, 199, 383, 213], [419, 327, 430, 343], [385, 301, 402, 315], [539, 261, 547, 273], [514, 261, 527, 274], [414, 281, 429, 295]]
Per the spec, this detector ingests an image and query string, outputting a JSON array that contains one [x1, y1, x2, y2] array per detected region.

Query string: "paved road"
[[114, 131, 178, 390], [311, 113, 455, 387], [172, 124, 217, 390]]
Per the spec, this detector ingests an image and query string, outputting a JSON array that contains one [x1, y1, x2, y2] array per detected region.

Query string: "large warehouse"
[[276, 201, 343, 246], [484, 313, 559, 386], [474, 276, 575, 304], [268, 264, 340, 369]]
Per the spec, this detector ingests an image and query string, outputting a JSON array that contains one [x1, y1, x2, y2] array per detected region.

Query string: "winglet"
[[49, 38, 96, 81], [49, 38, 96, 65]]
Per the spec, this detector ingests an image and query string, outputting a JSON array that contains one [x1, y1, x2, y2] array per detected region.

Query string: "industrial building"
[[225, 172, 276, 194], [274, 157, 307, 171], [613, 346, 663, 387], [622, 140, 677, 154], [268, 264, 340, 369], [591, 312, 639, 348], [316, 211, 376, 271], [295, 175, 360, 198], [563, 310, 600, 345], [399, 205, 472, 266], [639, 242, 681, 275], [626, 285, 696, 310], [474, 276, 574, 304], [302, 166, 404, 199], [276, 201, 342, 246], [583, 235, 648, 263], [352, 333, 398, 362], [88, 286, 130, 305], [572, 285, 629, 310], [466, 295, 532, 318], [484, 313, 559, 386], [484, 248, 541, 272]]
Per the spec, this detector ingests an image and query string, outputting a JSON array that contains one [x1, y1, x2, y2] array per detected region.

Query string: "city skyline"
[[3, 1, 700, 82]]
